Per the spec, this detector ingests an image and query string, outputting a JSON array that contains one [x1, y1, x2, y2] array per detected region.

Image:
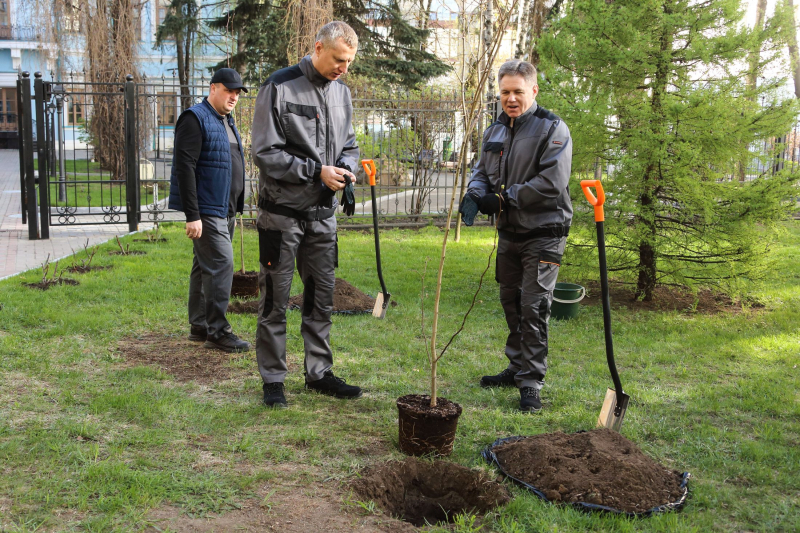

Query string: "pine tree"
[[537, 0, 800, 300], [210, 0, 450, 88]]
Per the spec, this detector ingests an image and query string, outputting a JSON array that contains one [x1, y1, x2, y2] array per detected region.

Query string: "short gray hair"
[[498, 59, 537, 86], [316, 21, 358, 49]]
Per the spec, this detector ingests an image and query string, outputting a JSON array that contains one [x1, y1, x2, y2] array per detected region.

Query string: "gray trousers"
[[188, 215, 236, 339], [496, 235, 566, 389], [256, 209, 337, 384]]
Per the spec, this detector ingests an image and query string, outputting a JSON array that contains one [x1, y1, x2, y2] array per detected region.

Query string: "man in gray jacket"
[[461, 59, 572, 413], [251, 21, 361, 408]]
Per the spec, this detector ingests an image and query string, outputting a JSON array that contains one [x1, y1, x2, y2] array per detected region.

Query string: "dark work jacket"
[[168, 98, 246, 219], [468, 104, 573, 232], [251, 56, 359, 213]]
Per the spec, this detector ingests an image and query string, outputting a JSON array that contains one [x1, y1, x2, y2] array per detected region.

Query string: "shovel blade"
[[372, 292, 388, 319], [597, 388, 630, 432]]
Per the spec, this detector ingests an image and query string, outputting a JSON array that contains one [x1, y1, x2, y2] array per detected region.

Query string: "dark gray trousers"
[[496, 235, 566, 389], [188, 215, 236, 339], [256, 210, 337, 384]]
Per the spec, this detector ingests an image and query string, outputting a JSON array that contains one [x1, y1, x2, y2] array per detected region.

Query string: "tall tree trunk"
[[236, 26, 246, 76], [737, 0, 769, 182], [515, 0, 532, 58], [787, 0, 800, 98], [636, 2, 673, 302]]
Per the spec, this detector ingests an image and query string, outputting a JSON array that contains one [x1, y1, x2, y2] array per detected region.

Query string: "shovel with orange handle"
[[581, 179, 629, 432], [361, 159, 390, 318]]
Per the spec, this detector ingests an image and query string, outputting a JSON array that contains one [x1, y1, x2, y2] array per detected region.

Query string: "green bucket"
[[551, 282, 586, 320]]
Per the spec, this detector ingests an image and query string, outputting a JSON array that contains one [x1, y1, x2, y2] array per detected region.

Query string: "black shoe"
[[480, 368, 517, 388], [188, 325, 207, 342], [520, 387, 542, 413], [203, 332, 251, 353], [263, 382, 288, 408], [305, 370, 362, 399]]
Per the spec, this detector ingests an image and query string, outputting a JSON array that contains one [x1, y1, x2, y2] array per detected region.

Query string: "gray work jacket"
[[468, 104, 573, 232], [251, 56, 359, 213]]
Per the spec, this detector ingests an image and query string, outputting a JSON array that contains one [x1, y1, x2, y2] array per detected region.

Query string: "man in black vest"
[[168, 68, 251, 353], [461, 59, 573, 413], [251, 21, 361, 408]]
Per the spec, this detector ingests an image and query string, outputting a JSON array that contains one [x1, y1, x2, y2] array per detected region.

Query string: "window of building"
[[158, 0, 170, 26], [0, 87, 17, 132], [0, 1, 9, 28], [157, 93, 177, 125], [67, 98, 84, 125]]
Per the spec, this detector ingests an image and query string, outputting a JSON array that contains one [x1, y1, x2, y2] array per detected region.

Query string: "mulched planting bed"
[[228, 278, 376, 315], [65, 265, 112, 274], [579, 281, 761, 314], [116, 333, 249, 384], [23, 279, 80, 290], [351, 457, 510, 527], [484, 429, 689, 515]]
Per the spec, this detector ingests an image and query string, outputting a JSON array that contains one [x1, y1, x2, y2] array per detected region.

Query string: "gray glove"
[[459, 193, 480, 226]]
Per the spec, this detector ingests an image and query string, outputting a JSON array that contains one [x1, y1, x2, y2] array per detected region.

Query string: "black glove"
[[459, 192, 480, 226], [341, 174, 356, 216], [478, 192, 507, 215]]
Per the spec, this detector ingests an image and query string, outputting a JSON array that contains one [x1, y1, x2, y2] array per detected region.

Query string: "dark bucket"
[[551, 282, 585, 320]]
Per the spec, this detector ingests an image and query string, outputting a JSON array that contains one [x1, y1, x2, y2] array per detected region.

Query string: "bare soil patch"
[[487, 429, 687, 514], [229, 278, 376, 315], [580, 281, 760, 314], [145, 481, 415, 533], [133, 238, 168, 243], [23, 278, 79, 290], [116, 333, 249, 384], [109, 251, 146, 256], [351, 457, 510, 527]]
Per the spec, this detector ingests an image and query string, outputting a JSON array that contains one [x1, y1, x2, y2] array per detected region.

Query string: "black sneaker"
[[188, 325, 207, 342], [520, 387, 542, 413], [203, 332, 251, 353], [263, 382, 288, 408], [305, 370, 362, 399], [480, 368, 517, 388]]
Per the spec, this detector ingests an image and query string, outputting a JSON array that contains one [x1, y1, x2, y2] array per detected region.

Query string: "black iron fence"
[[17, 70, 798, 240], [17, 72, 495, 239]]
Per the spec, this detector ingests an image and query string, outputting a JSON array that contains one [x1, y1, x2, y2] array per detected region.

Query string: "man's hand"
[[186, 219, 203, 239], [478, 192, 507, 215], [320, 165, 352, 192]]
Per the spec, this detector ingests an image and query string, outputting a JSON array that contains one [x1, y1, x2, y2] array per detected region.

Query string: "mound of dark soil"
[[231, 271, 259, 298], [289, 277, 375, 314], [351, 457, 510, 527], [580, 281, 759, 314], [227, 278, 376, 315], [489, 429, 686, 514], [24, 278, 79, 290]]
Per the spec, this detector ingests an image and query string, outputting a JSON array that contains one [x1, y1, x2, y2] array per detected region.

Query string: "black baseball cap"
[[210, 68, 248, 93]]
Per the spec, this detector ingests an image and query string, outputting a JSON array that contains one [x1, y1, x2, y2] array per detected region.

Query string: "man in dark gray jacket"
[[251, 21, 361, 408], [461, 59, 573, 413]]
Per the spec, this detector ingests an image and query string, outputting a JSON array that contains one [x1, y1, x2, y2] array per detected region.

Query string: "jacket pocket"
[[259, 229, 282, 268], [285, 102, 319, 147]]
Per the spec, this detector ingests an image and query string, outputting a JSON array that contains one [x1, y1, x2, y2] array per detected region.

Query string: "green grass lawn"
[[0, 222, 798, 531]]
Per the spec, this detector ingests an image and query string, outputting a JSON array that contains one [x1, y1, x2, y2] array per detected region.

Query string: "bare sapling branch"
[[427, 0, 522, 407]]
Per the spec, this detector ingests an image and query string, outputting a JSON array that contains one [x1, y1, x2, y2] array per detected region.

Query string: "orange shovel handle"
[[361, 159, 377, 187], [581, 179, 605, 222]]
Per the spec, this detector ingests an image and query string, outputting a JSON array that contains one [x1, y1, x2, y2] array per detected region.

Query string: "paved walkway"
[[0, 150, 154, 280]]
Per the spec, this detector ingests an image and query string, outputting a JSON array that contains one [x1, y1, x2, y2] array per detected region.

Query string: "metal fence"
[[16, 70, 798, 241], [16, 72, 495, 239]]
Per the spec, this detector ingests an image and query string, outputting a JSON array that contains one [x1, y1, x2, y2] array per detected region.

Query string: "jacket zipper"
[[502, 121, 515, 226]]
